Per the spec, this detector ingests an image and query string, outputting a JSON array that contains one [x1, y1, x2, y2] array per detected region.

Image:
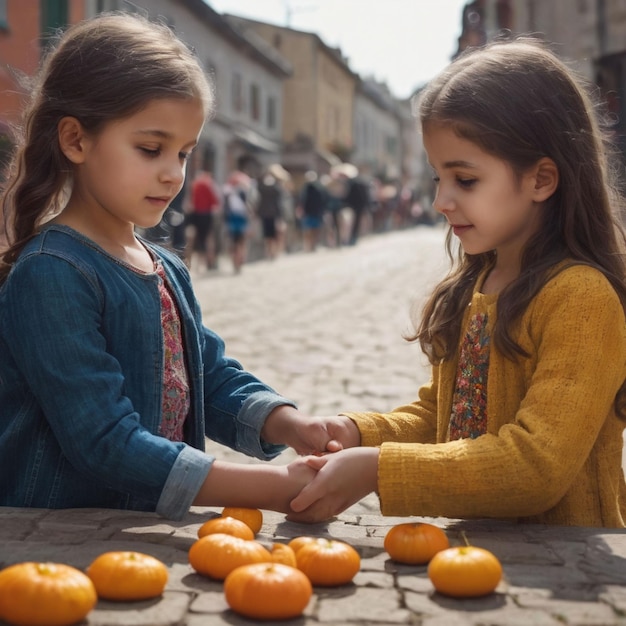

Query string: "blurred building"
[[0, 1, 87, 174], [100, 0, 292, 184], [456, 0, 626, 160], [352, 78, 403, 182], [0, 0, 292, 185], [225, 15, 359, 181], [0, 0, 463, 193]]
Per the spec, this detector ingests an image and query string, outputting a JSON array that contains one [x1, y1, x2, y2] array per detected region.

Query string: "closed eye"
[[139, 147, 160, 158], [457, 177, 476, 189]]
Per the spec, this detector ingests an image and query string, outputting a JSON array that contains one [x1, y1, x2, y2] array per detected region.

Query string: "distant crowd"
[[140, 154, 437, 275]]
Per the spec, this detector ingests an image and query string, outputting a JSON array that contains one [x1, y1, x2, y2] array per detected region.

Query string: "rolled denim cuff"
[[237, 390, 295, 459], [156, 445, 213, 520]]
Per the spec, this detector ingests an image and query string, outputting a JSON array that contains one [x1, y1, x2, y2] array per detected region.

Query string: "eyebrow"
[[133, 129, 198, 149], [442, 160, 478, 169], [132, 129, 173, 139]]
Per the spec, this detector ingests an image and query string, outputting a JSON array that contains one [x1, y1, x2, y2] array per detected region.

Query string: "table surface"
[[1, 505, 626, 626]]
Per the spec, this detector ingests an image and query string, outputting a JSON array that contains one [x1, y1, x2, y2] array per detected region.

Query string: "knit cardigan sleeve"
[[348, 265, 626, 525]]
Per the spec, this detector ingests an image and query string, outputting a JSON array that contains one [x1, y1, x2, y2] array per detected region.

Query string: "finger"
[[289, 481, 323, 512], [325, 439, 343, 452], [303, 455, 328, 470]]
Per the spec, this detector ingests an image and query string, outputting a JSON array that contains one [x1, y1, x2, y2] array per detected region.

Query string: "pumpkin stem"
[[460, 531, 471, 547]]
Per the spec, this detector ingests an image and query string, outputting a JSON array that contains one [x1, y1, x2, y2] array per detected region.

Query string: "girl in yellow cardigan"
[[285, 39, 626, 527]]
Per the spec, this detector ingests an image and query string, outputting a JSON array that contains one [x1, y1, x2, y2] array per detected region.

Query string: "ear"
[[57, 116, 89, 164], [530, 157, 559, 202]]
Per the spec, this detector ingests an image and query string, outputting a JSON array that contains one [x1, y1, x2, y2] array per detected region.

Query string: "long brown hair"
[[0, 12, 213, 283], [413, 38, 626, 417]]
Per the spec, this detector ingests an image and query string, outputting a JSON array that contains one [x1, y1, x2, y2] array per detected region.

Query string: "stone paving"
[[2, 227, 626, 625]]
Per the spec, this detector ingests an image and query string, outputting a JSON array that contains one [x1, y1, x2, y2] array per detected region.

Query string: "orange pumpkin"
[[287, 535, 317, 554], [295, 538, 360, 586], [198, 516, 254, 540], [269, 542, 297, 567], [428, 545, 503, 597], [221, 507, 263, 534], [0, 562, 97, 626], [384, 522, 450, 565], [189, 533, 271, 580], [224, 563, 312, 620], [86, 551, 168, 601]]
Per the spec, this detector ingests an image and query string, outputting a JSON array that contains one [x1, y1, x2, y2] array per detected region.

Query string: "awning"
[[233, 125, 281, 153]]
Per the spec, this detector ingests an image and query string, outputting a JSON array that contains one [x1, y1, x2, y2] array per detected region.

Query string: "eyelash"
[[432, 175, 476, 189], [139, 147, 191, 161]]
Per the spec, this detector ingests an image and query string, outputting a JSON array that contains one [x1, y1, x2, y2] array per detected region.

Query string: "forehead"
[[110, 98, 206, 139], [423, 124, 487, 164]]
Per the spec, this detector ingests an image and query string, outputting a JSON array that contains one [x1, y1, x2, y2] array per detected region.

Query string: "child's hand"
[[286, 447, 380, 523], [262, 406, 360, 455]]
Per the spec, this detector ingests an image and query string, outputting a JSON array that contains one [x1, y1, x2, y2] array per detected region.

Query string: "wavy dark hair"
[[0, 12, 213, 282], [412, 37, 626, 418]]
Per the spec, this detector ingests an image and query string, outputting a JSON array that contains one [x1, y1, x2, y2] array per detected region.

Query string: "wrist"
[[261, 404, 298, 445]]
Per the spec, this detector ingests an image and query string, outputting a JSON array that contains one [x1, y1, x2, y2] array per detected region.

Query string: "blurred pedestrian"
[[255, 163, 290, 260], [322, 172, 347, 247], [287, 39, 626, 528], [298, 170, 328, 252], [223, 164, 253, 273], [188, 166, 220, 271], [341, 165, 370, 245]]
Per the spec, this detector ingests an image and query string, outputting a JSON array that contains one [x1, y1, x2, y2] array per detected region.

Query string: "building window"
[[41, 0, 68, 33], [267, 96, 276, 129], [250, 83, 260, 121], [0, 0, 7, 30], [232, 72, 243, 113], [96, 0, 122, 11]]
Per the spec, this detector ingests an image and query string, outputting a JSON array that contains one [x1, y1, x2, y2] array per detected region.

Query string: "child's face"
[[72, 98, 205, 231], [423, 124, 543, 262]]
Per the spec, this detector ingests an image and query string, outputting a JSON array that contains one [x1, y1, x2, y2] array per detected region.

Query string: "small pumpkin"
[[269, 542, 297, 567], [221, 507, 263, 534], [384, 522, 450, 565], [189, 533, 271, 580], [428, 545, 503, 597], [287, 535, 317, 554], [0, 562, 97, 626], [295, 538, 360, 586], [224, 563, 312, 620], [86, 551, 168, 601], [198, 516, 254, 540]]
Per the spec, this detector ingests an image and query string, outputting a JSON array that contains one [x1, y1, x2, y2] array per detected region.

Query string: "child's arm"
[[192, 456, 318, 512], [286, 448, 380, 522]]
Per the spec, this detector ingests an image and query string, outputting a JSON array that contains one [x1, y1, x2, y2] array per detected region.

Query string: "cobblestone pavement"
[[194, 225, 449, 478], [2, 227, 626, 626]]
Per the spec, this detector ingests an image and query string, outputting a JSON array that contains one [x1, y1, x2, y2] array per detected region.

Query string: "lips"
[[451, 224, 472, 236]]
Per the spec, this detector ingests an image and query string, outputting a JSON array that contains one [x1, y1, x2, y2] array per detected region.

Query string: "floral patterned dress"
[[155, 262, 190, 441], [448, 301, 492, 441]]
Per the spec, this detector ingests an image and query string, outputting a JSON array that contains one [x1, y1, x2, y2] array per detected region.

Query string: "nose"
[[432, 184, 453, 217], [159, 160, 185, 187]]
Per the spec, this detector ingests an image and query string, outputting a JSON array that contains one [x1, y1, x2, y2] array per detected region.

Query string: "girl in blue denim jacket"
[[0, 13, 338, 520]]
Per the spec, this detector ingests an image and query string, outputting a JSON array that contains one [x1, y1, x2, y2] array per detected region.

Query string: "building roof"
[[180, 0, 293, 77], [224, 13, 360, 80]]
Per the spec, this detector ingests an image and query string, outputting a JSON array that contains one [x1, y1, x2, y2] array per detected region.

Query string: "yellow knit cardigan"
[[345, 264, 626, 527]]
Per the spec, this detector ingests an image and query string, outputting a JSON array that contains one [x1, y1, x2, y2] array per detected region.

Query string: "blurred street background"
[[3, 1, 626, 258]]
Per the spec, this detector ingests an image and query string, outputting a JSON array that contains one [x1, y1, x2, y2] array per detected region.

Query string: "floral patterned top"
[[448, 309, 491, 441], [155, 262, 190, 441]]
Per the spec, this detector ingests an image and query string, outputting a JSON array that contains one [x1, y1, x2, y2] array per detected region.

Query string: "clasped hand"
[[263, 408, 379, 523]]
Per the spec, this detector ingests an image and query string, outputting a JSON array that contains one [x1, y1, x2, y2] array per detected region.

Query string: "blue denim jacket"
[[0, 225, 291, 519]]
